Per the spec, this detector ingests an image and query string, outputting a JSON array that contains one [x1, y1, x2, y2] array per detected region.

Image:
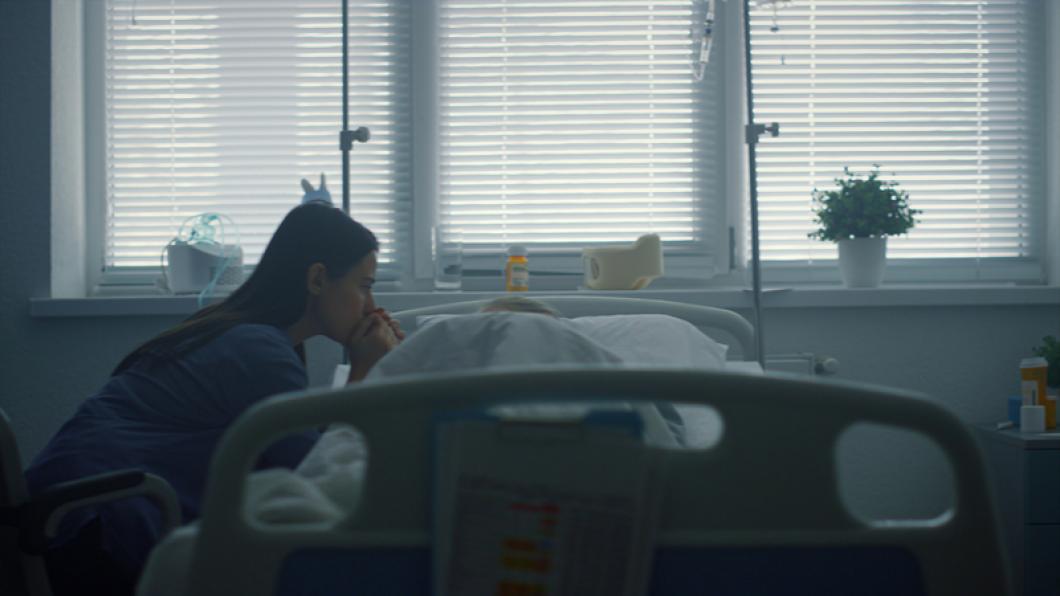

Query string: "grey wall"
[[2, 2, 1058, 522], [763, 305, 1060, 518]]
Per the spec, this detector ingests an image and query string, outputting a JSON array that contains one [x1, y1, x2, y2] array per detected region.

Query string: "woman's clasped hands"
[[345, 308, 404, 381]]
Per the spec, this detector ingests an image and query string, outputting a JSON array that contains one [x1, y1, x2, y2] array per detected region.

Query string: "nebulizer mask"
[[160, 213, 244, 307]]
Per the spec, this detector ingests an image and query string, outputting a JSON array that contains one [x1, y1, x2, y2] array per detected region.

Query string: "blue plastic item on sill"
[[1008, 395, 1022, 428]]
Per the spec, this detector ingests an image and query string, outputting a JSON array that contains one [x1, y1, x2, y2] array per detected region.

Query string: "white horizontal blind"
[[750, 0, 1042, 266], [438, 0, 722, 261], [104, 0, 410, 276]]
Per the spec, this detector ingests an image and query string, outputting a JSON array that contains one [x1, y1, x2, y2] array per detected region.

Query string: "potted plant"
[[809, 165, 920, 288]]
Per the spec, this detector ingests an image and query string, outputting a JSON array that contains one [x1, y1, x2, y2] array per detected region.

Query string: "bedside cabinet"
[[973, 425, 1060, 596]]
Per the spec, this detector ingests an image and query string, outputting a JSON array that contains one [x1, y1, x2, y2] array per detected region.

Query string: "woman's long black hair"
[[113, 203, 378, 374]]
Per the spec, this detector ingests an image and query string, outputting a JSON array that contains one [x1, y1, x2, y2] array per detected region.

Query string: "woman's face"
[[314, 252, 378, 344]]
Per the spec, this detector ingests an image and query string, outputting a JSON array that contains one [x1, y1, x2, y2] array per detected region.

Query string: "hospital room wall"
[[4, 4, 1060, 520]]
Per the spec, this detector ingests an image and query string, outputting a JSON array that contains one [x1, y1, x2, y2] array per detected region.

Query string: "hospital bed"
[[138, 299, 1007, 595], [164, 369, 1007, 595]]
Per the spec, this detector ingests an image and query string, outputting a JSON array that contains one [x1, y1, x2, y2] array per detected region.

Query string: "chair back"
[[1, 408, 183, 596], [0, 408, 51, 596]]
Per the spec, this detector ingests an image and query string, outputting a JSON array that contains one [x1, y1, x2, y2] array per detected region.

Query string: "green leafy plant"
[[809, 165, 920, 242], [1033, 336, 1060, 388]]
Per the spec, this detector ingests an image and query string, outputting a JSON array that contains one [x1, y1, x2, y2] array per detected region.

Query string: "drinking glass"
[[433, 225, 463, 291]]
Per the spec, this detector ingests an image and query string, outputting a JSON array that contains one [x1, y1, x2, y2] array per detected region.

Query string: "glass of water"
[[433, 224, 463, 291]]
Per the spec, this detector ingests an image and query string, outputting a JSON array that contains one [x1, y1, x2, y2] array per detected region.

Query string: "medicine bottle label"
[[509, 264, 529, 290]]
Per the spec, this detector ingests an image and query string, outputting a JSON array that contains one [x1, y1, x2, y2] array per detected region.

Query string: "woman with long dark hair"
[[25, 203, 401, 595]]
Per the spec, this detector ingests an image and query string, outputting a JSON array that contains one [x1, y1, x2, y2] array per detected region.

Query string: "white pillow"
[[567, 314, 728, 370]]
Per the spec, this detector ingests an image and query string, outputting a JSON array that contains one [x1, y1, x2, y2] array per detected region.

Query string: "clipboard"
[[433, 407, 662, 596]]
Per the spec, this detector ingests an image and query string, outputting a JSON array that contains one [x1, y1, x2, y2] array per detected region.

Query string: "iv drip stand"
[[340, 0, 370, 371], [742, 0, 779, 366], [340, 0, 370, 216]]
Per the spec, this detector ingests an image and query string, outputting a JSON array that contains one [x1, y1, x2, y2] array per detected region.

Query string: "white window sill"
[[29, 284, 1060, 318]]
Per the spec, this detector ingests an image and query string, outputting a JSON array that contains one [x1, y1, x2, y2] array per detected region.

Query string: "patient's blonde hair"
[[480, 296, 560, 317]]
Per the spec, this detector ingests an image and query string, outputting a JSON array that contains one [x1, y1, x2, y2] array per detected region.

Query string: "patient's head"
[[480, 296, 559, 317]]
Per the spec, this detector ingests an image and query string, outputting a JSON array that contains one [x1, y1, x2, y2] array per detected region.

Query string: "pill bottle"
[[1020, 357, 1053, 429], [505, 245, 529, 292]]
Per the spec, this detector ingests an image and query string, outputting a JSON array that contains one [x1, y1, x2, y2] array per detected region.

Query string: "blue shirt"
[[25, 323, 319, 575]]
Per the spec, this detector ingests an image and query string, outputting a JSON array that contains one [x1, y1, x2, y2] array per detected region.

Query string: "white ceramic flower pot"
[[837, 237, 887, 288]]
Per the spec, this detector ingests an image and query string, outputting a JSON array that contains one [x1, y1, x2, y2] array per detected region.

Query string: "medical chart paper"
[[433, 411, 661, 596]]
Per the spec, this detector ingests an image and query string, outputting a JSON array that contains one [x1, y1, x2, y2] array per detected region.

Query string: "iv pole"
[[695, 0, 775, 365], [340, 0, 370, 372], [741, 0, 778, 366], [340, 0, 370, 215], [699, 0, 776, 365]]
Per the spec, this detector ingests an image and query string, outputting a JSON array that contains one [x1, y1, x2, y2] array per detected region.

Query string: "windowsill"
[[29, 284, 1060, 318]]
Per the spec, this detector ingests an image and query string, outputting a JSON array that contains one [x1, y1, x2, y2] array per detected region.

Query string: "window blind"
[[750, 0, 1042, 266], [438, 0, 723, 262], [103, 0, 410, 276]]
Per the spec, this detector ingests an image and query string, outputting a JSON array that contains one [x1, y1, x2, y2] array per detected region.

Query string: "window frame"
[[423, 0, 735, 287], [80, 0, 1050, 296], [84, 0, 109, 294], [745, 0, 1047, 285]]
